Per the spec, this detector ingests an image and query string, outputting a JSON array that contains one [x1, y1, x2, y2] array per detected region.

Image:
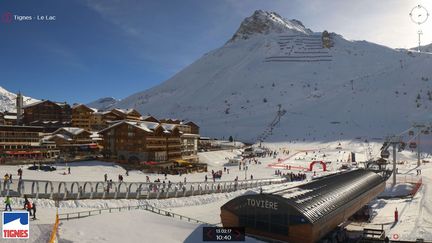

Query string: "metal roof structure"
[[273, 169, 386, 223]]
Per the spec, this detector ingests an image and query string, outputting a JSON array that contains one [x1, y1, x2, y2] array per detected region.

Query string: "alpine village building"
[[1, 94, 200, 165], [99, 119, 200, 164]]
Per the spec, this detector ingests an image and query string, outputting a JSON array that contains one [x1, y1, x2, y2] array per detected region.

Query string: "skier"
[[205, 175, 207, 182], [394, 208, 398, 222], [104, 173, 108, 182], [4, 196, 12, 211], [68, 167, 71, 174]]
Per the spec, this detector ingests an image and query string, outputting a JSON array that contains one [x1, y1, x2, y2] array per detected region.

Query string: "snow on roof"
[[129, 121, 159, 133], [43, 134, 72, 141], [54, 127, 86, 136], [4, 115, 17, 119], [90, 131, 101, 138], [113, 108, 139, 115], [99, 120, 161, 134], [72, 104, 98, 112], [22, 100, 68, 109], [161, 123, 177, 132]]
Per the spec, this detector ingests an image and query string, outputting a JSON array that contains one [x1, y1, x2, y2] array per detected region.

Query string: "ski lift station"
[[220, 169, 388, 243]]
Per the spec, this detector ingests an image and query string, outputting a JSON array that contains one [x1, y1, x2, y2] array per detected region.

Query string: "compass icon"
[[410, 5, 429, 25]]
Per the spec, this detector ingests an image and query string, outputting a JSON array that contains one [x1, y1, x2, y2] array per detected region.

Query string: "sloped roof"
[[184, 121, 199, 127], [141, 115, 160, 123], [275, 169, 385, 223], [161, 123, 178, 132], [43, 134, 72, 141], [4, 115, 17, 120], [72, 104, 97, 112], [222, 169, 386, 225], [99, 120, 161, 134], [53, 127, 89, 136], [23, 100, 68, 109]]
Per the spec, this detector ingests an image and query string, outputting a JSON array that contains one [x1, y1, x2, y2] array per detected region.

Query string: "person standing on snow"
[[4, 196, 12, 211], [24, 198, 33, 216], [32, 202, 37, 220]]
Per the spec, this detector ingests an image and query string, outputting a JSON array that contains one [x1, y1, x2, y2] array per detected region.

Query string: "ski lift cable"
[[396, 127, 414, 136]]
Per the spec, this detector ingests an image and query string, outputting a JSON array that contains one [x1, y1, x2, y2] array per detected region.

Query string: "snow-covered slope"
[[91, 10, 432, 142], [411, 42, 432, 53], [0, 86, 39, 112], [86, 97, 119, 111]]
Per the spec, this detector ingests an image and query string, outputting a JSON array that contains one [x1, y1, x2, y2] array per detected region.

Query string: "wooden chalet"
[[103, 108, 141, 122], [44, 127, 97, 154], [99, 120, 182, 163], [72, 104, 96, 131], [23, 100, 72, 129], [185, 121, 199, 134]]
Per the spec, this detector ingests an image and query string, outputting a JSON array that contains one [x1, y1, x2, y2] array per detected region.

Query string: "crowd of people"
[[274, 169, 307, 181]]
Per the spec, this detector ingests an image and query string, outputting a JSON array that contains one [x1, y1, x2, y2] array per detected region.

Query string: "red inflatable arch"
[[309, 161, 327, 171]]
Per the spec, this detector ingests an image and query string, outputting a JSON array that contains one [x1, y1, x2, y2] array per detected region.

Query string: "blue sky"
[[1, 0, 431, 104]]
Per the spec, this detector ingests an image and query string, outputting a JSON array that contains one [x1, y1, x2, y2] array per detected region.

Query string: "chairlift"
[[422, 129, 430, 135], [380, 142, 388, 150], [380, 150, 390, 159], [409, 142, 417, 149], [398, 142, 406, 152], [409, 131, 414, 136]]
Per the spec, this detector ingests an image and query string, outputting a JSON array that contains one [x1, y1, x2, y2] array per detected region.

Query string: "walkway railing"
[[57, 204, 216, 226], [0, 177, 285, 200]]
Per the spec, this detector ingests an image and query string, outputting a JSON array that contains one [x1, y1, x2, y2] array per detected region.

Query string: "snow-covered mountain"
[[90, 10, 432, 142], [87, 97, 119, 111], [0, 86, 39, 112], [228, 10, 312, 42]]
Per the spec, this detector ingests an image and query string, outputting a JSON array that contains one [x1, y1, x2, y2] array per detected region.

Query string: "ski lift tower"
[[412, 122, 427, 167], [382, 135, 403, 185], [409, 5, 429, 52]]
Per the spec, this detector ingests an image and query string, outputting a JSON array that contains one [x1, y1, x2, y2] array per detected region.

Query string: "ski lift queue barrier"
[[0, 178, 286, 200], [57, 204, 217, 226]]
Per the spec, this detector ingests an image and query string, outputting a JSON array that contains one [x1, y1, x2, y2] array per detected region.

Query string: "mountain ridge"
[[0, 86, 39, 112], [84, 10, 432, 142]]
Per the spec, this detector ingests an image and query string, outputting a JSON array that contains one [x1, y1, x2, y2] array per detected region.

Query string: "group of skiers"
[[3, 195, 36, 220]]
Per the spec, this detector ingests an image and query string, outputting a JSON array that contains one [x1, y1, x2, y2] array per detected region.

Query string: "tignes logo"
[[2, 212, 30, 239]]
